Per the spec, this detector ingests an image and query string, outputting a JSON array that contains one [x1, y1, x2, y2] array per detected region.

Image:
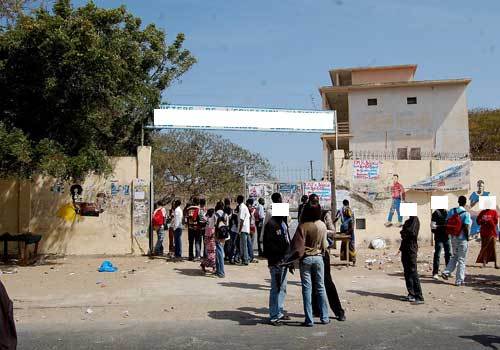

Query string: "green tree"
[[0, 0, 196, 180], [469, 109, 500, 159], [152, 130, 273, 202]]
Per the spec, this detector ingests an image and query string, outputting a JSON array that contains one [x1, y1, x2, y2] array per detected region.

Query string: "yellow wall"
[[0, 147, 151, 255]]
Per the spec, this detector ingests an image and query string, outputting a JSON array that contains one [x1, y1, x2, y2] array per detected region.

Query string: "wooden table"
[[331, 234, 352, 267]]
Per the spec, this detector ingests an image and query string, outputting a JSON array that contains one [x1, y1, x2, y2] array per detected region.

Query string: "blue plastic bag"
[[98, 260, 118, 272]]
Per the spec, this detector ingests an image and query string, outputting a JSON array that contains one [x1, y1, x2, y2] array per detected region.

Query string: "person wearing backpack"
[[215, 201, 230, 278], [475, 207, 499, 268], [152, 200, 167, 256], [441, 196, 472, 286], [186, 197, 203, 261], [431, 208, 450, 280]]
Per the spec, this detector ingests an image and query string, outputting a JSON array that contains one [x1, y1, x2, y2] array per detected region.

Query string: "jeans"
[[239, 232, 249, 264], [154, 226, 165, 255], [444, 237, 468, 284], [387, 198, 402, 223], [269, 265, 288, 321], [228, 231, 239, 262], [188, 228, 202, 259], [432, 237, 452, 275], [174, 228, 182, 258], [168, 228, 175, 253], [401, 251, 424, 300], [247, 233, 255, 261], [215, 241, 225, 277], [300, 255, 329, 325]]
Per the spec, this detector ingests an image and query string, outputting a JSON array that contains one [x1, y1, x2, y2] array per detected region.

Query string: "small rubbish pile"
[[369, 238, 387, 249], [98, 260, 118, 272], [364, 251, 394, 270]]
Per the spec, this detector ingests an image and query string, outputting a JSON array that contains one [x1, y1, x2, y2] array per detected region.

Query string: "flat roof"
[[330, 64, 418, 74], [320, 78, 471, 94]]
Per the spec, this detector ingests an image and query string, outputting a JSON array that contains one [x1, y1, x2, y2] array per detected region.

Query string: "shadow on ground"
[[217, 282, 269, 291], [347, 289, 403, 301], [459, 335, 500, 349]]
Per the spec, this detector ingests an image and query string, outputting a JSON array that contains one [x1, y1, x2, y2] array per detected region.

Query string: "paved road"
[[18, 314, 500, 350]]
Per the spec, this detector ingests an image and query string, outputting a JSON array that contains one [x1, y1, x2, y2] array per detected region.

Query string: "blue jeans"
[[269, 265, 288, 321], [239, 232, 249, 264], [444, 237, 468, 284], [300, 255, 330, 325], [216, 241, 225, 277], [154, 226, 165, 255], [387, 198, 402, 223], [174, 228, 183, 258], [247, 233, 255, 261], [229, 231, 239, 262]]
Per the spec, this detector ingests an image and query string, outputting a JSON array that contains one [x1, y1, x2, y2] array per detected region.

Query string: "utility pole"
[[309, 160, 314, 180], [244, 164, 247, 198]]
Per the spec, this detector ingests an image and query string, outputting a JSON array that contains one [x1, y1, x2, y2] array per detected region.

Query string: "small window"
[[410, 148, 421, 160], [397, 148, 408, 160], [355, 218, 366, 230], [407, 97, 417, 105], [367, 98, 377, 106]]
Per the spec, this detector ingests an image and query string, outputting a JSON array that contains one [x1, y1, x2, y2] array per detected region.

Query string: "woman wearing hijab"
[[399, 216, 424, 304], [475, 208, 499, 269], [0, 280, 17, 350]]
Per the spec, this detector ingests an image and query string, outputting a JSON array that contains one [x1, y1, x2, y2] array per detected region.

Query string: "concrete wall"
[[347, 84, 469, 154], [0, 147, 152, 255], [333, 151, 500, 246], [351, 68, 414, 85]]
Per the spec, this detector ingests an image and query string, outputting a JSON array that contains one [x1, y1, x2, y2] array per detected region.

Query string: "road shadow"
[[173, 268, 203, 277], [238, 306, 303, 319], [347, 289, 403, 301], [467, 274, 500, 296], [459, 335, 500, 349], [218, 282, 269, 291], [263, 278, 301, 287], [207, 309, 268, 326]]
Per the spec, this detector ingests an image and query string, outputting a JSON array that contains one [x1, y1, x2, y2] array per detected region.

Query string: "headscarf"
[[401, 216, 420, 240]]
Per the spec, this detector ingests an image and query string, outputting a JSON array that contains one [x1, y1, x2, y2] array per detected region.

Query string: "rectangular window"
[[407, 97, 417, 105], [355, 218, 366, 230], [367, 98, 377, 106], [410, 148, 421, 160], [397, 147, 408, 160]]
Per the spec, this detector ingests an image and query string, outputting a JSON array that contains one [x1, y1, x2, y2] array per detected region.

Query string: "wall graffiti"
[[132, 178, 150, 237]]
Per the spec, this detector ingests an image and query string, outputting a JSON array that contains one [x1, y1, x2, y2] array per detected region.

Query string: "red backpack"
[[152, 208, 165, 227], [446, 209, 465, 236], [186, 206, 200, 229]]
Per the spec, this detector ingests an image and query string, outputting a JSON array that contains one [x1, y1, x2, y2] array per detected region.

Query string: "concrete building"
[[320, 64, 471, 173]]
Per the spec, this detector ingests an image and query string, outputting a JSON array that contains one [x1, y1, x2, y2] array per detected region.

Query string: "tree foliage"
[[0, 0, 196, 180], [152, 130, 273, 202], [469, 109, 500, 159]]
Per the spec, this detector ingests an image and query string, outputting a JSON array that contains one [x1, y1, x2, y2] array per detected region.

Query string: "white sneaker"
[[384, 222, 393, 227], [432, 274, 440, 280]]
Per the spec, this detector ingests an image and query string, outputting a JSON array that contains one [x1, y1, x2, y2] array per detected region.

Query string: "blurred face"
[[393, 175, 398, 184], [477, 182, 484, 193]]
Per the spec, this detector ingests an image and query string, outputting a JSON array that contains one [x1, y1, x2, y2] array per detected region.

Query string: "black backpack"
[[215, 212, 230, 240]]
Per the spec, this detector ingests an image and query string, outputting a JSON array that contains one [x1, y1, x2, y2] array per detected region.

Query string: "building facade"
[[320, 64, 471, 174]]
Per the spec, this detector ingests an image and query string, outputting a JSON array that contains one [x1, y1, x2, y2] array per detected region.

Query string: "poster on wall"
[[409, 161, 471, 192], [278, 183, 301, 209], [248, 183, 275, 203], [133, 179, 150, 237], [353, 160, 380, 180], [303, 181, 332, 209]]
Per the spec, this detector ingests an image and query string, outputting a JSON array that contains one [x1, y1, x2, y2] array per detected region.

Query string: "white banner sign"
[[154, 105, 336, 132]]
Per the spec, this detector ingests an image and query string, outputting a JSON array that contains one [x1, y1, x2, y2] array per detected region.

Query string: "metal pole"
[[244, 164, 247, 198], [309, 160, 314, 180], [141, 124, 144, 146], [335, 111, 338, 150]]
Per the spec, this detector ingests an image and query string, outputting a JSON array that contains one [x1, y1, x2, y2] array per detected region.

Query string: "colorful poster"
[[409, 161, 471, 192], [303, 181, 332, 209], [353, 160, 380, 180], [278, 183, 301, 209], [133, 179, 150, 237]]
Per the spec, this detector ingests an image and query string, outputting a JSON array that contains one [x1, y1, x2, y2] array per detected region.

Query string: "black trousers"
[[256, 221, 263, 255], [312, 252, 345, 317], [188, 228, 202, 259], [401, 251, 424, 300], [432, 237, 451, 275]]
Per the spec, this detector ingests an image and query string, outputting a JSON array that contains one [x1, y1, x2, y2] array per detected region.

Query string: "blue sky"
[[77, 0, 500, 179]]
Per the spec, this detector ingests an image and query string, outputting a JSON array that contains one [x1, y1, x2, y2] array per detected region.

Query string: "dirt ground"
[[1, 240, 499, 327]]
